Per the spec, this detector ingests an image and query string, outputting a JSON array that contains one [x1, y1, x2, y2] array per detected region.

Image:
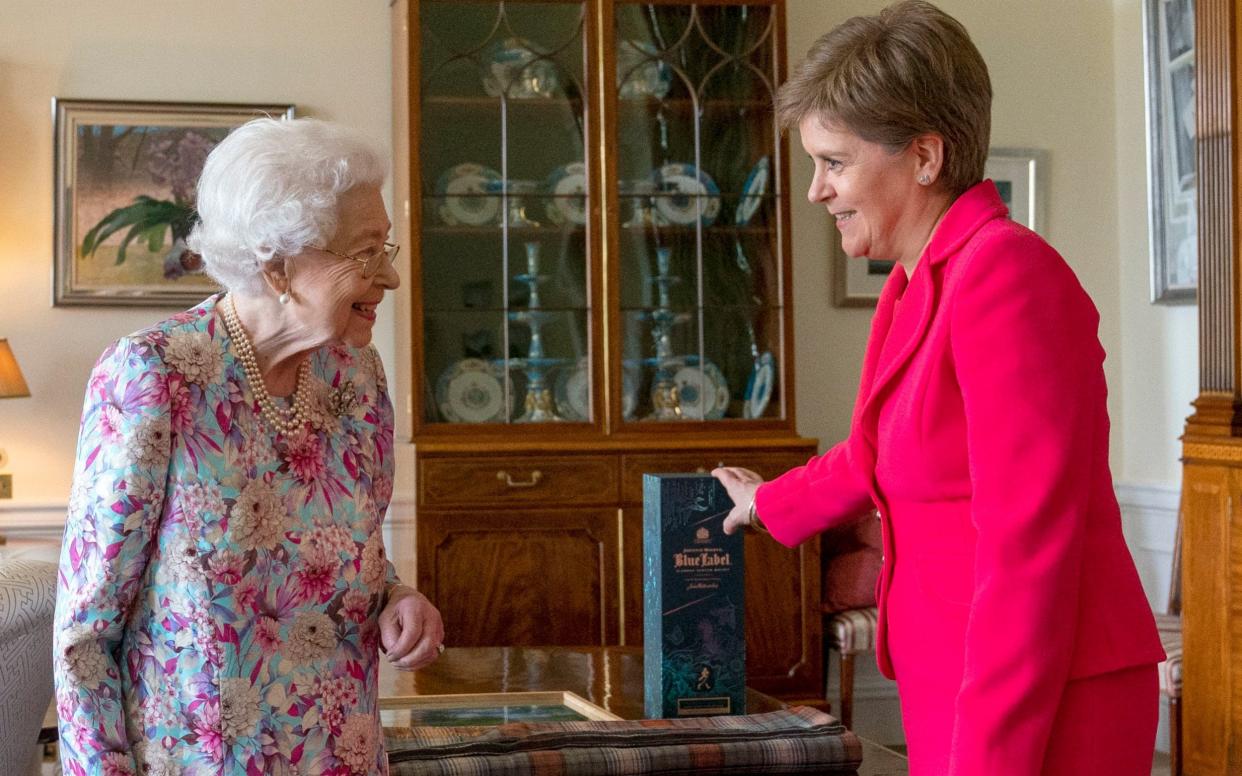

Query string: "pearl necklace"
[[222, 295, 311, 435]]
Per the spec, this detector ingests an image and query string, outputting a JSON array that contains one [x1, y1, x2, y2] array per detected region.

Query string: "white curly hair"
[[187, 117, 387, 295]]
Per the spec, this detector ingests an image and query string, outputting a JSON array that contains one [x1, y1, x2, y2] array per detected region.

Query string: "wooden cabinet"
[[393, 0, 822, 703], [417, 507, 622, 646]]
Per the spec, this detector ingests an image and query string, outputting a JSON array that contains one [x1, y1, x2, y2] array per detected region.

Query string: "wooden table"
[[380, 645, 908, 775]]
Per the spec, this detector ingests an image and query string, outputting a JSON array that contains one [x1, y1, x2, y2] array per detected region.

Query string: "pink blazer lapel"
[[856, 266, 905, 396], [852, 259, 937, 451], [856, 181, 1011, 437]]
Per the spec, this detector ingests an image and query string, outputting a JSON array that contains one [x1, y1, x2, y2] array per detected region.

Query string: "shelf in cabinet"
[[424, 306, 590, 314], [420, 224, 773, 236], [421, 95, 771, 110], [619, 224, 773, 235]]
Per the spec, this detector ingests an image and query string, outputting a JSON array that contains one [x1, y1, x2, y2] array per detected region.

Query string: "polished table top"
[[379, 645, 908, 775]]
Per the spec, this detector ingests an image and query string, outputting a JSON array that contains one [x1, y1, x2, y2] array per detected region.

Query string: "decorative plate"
[[671, 359, 730, 420], [651, 163, 722, 226], [543, 162, 588, 226], [617, 40, 671, 100], [743, 351, 775, 419], [482, 37, 560, 99], [436, 358, 512, 423], [554, 358, 638, 421], [436, 163, 502, 226], [734, 156, 770, 226]]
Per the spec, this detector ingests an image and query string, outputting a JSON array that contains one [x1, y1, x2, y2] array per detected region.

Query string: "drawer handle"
[[497, 470, 543, 488]]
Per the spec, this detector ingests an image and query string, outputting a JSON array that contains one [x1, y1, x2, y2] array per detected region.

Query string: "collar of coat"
[[853, 179, 1011, 449]]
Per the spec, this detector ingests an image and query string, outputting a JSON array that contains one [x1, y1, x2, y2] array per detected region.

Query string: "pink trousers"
[[895, 662, 1159, 775]]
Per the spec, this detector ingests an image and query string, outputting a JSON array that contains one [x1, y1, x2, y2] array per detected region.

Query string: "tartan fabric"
[[823, 607, 879, 656], [1154, 613, 1182, 697], [385, 706, 862, 775]]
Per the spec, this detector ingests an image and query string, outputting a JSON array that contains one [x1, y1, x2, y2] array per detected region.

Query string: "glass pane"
[[701, 305, 783, 421], [615, 2, 782, 423], [420, 0, 591, 425], [425, 310, 512, 424], [621, 289, 703, 421]]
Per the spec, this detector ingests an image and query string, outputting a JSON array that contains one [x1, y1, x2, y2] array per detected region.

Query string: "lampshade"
[[0, 339, 31, 398]]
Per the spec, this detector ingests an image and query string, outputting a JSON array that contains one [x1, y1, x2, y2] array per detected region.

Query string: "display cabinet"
[[393, 0, 822, 704]]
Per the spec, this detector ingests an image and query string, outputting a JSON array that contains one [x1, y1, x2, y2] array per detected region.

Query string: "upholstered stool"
[[0, 559, 58, 776], [823, 605, 879, 730]]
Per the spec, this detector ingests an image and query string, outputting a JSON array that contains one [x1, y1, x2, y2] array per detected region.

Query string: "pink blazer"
[[756, 182, 1165, 772]]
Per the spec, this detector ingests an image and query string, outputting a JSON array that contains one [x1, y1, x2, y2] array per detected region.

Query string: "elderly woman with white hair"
[[53, 118, 443, 775]]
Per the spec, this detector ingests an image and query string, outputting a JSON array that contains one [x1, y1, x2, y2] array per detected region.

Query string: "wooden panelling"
[[1196, 0, 1234, 392], [1181, 1, 1242, 772], [620, 451, 812, 505], [1181, 465, 1232, 774], [417, 509, 621, 646], [419, 455, 619, 508]]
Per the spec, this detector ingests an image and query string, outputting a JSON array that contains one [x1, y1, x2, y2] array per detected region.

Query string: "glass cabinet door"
[[418, 0, 593, 426], [613, 2, 784, 423]]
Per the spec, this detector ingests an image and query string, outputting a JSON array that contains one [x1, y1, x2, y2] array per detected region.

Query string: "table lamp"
[[0, 339, 31, 491]]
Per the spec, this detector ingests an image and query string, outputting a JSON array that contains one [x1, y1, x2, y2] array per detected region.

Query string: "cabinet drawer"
[[420, 456, 619, 508], [620, 451, 811, 505]]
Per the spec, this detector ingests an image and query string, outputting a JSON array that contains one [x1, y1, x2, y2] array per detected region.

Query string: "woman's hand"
[[711, 466, 766, 535], [379, 585, 445, 671]]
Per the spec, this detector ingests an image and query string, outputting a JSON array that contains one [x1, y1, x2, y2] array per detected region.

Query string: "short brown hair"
[[774, 0, 992, 195]]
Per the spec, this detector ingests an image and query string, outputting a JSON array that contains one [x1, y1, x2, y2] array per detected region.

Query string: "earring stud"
[[918, 174, 931, 185]]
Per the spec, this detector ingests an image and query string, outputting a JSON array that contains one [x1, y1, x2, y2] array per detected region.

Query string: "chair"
[[0, 558, 58, 776], [823, 605, 879, 730], [819, 512, 883, 730], [1156, 499, 1183, 776]]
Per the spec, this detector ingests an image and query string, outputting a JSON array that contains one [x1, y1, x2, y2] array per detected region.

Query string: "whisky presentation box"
[[643, 473, 746, 718]]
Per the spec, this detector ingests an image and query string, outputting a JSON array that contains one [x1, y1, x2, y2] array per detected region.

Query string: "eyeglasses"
[[320, 242, 400, 278]]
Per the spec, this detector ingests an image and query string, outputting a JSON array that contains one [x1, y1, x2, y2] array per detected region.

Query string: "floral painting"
[[54, 100, 294, 307]]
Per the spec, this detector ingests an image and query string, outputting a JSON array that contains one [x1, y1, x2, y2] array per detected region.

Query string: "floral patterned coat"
[[54, 293, 402, 776]]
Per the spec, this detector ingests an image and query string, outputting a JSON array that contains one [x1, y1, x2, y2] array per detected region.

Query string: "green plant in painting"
[[80, 129, 215, 279]]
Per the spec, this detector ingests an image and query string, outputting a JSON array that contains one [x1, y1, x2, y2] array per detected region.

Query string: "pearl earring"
[[279, 292, 291, 305]]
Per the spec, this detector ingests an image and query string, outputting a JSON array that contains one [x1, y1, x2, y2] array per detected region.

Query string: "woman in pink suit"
[[713, 2, 1165, 774]]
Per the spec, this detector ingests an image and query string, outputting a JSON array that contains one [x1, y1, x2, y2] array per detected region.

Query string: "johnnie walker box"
[[643, 473, 745, 718]]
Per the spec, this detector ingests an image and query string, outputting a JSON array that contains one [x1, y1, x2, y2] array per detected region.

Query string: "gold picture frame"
[[832, 147, 1048, 307], [52, 98, 295, 307]]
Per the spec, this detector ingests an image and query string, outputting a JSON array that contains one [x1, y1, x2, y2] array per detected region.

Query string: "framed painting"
[[379, 691, 622, 728], [832, 147, 1049, 307], [1143, 0, 1196, 304], [52, 99, 295, 307]]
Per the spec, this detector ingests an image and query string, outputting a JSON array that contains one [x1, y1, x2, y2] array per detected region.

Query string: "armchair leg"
[[1169, 695, 1181, 776], [840, 652, 856, 730]]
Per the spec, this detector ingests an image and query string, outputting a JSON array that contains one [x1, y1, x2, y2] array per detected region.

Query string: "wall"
[[0, 0, 1194, 506], [0, 0, 395, 507], [0, 0, 1192, 746], [1114, 0, 1199, 489]]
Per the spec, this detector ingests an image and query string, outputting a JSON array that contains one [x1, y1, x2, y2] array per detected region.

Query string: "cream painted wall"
[[0, 1, 395, 502], [0, 0, 1195, 506], [1114, 0, 1198, 486], [785, 0, 1194, 490]]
